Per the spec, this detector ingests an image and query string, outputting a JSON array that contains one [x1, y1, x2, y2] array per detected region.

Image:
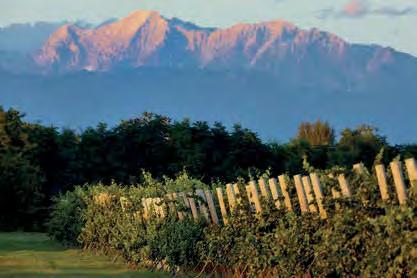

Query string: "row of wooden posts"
[[126, 157, 417, 225]]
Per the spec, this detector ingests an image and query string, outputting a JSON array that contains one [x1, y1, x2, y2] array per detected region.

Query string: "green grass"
[[0, 232, 169, 278]]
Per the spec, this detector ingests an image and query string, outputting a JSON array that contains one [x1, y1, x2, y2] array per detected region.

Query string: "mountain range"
[[1, 10, 417, 143]]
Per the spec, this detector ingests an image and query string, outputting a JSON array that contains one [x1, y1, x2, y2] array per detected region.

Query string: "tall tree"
[[296, 120, 335, 146], [331, 125, 388, 167], [0, 108, 44, 230]]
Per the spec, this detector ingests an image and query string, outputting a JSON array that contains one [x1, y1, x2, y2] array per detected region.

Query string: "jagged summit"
[[34, 10, 401, 76], [125, 10, 160, 20], [36, 10, 171, 70], [114, 10, 164, 30]]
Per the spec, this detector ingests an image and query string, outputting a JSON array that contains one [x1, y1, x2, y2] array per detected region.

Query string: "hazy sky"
[[1, 0, 416, 56]]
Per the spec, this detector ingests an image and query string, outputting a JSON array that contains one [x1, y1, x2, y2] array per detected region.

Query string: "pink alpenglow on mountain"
[[36, 11, 169, 71], [35, 10, 396, 75]]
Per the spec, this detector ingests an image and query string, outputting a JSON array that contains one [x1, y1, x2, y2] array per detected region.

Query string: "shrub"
[[75, 173, 210, 269], [78, 183, 148, 263], [199, 200, 322, 277], [146, 216, 206, 271], [48, 170, 417, 277], [47, 186, 89, 246]]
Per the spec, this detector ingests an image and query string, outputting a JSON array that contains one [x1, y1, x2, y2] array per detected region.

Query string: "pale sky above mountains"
[[1, 0, 416, 56]]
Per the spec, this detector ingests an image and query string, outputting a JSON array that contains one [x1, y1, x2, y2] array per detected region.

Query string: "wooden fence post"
[[172, 192, 186, 220], [216, 187, 228, 224], [353, 163, 367, 175], [405, 158, 417, 198], [187, 195, 199, 219], [155, 197, 166, 219], [178, 192, 190, 219], [165, 193, 177, 217], [294, 175, 309, 213], [302, 176, 318, 213], [309, 173, 328, 219], [204, 190, 219, 225], [196, 189, 210, 222], [150, 198, 158, 218], [331, 188, 342, 199], [268, 178, 281, 209], [375, 164, 390, 201], [226, 183, 237, 211], [232, 183, 243, 205], [405, 158, 417, 182], [142, 198, 149, 219], [246, 181, 262, 213], [390, 161, 408, 205], [160, 197, 167, 218], [258, 178, 271, 200], [145, 198, 154, 218], [278, 175, 293, 211], [338, 174, 352, 198], [171, 193, 184, 220]]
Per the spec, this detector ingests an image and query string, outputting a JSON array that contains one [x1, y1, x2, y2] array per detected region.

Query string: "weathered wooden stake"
[[216, 187, 228, 224], [187, 195, 199, 219], [160, 197, 167, 218], [338, 174, 352, 197], [258, 178, 271, 200], [149, 198, 157, 218], [353, 163, 367, 175], [226, 183, 237, 211], [278, 175, 293, 211], [142, 198, 149, 219], [405, 158, 417, 182], [165, 193, 177, 216], [196, 189, 210, 222], [294, 175, 309, 213], [310, 173, 328, 219], [232, 183, 243, 205], [204, 190, 219, 225], [375, 164, 390, 201], [268, 178, 281, 209], [171, 193, 184, 220], [155, 197, 166, 218], [390, 161, 408, 205], [331, 188, 342, 199], [178, 192, 190, 219], [145, 198, 154, 218], [331, 188, 342, 211], [246, 181, 262, 213], [302, 176, 318, 213]]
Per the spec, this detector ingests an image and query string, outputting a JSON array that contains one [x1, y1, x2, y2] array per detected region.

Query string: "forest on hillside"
[[1, 106, 416, 230]]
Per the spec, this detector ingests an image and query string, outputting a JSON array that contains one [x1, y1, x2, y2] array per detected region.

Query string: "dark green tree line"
[[0, 106, 416, 230]]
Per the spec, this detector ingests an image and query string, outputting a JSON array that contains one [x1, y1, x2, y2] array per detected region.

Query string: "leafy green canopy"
[[1, 106, 417, 230]]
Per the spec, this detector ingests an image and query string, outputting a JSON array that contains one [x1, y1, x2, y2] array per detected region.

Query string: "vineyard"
[[49, 157, 417, 277], [2, 4, 417, 277]]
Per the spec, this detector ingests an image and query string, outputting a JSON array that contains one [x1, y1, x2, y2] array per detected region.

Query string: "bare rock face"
[[34, 9, 402, 79], [35, 11, 171, 71]]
